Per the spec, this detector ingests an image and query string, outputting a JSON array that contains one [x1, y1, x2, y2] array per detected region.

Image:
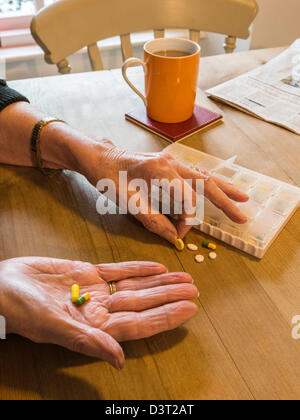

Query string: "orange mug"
[[122, 38, 201, 124]]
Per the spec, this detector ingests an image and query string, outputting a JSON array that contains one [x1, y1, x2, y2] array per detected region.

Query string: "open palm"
[[0, 257, 198, 369]]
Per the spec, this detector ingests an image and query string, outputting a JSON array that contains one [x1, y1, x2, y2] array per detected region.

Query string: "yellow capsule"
[[175, 238, 185, 251], [71, 284, 80, 303]]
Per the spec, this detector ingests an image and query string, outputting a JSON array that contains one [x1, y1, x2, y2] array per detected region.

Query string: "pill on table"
[[187, 243, 198, 251], [76, 293, 91, 306], [195, 255, 205, 263], [175, 238, 185, 251], [209, 252, 217, 260], [202, 240, 217, 250], [71, 284, 80, 303]]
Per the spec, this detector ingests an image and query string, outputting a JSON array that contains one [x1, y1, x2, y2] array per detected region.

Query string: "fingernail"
[[149, 263, 166, 271], [168, 233, 178, 244], [115, 359, 122, 370]]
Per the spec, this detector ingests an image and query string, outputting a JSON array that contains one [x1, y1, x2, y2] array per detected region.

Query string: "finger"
[[212, 176, 249, 202], [174, 178, 198, 239], [103, 300, 198, 342], [181, 165, 249, 202], [108, 283, 199, 313], [48, 317, 125, 369], [116, 272, 193, 292], [134, 210, 178, 245], [136, 175, 199, 243], [204, 178, 248, 223], [176, 216, 194, 239], [177, 165, 248, 224], [115, 172, 179, 244], [97, 261, 167, 282]]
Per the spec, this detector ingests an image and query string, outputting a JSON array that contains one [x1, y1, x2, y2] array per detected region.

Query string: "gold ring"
[[109, 282, 117, 295]]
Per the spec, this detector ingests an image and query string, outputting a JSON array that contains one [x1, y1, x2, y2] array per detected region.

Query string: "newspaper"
[[206, 39, 300, 135]]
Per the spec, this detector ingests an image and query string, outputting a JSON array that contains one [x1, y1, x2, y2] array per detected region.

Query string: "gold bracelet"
[[31, 117, 67, 176]]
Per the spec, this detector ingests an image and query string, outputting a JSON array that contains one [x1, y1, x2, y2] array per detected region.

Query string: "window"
[[0, 0, 56, 14], [0, 0, 35, 14], [0, 1, 57, 47]]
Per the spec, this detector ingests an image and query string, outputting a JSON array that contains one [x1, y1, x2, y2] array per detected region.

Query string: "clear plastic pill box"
[[165, 143, 300, 258]]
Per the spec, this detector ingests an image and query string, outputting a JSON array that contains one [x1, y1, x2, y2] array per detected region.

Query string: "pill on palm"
[[175, 238, 185, 251], [187, 244, 198, 251], [71, 284, 80, 303], [76, 293, 91, 306], [209, 252, 217, 260], [195, 255, 205, 263]]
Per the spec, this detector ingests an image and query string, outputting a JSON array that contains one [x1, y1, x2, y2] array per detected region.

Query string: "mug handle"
[[122, 58, 148, 107]]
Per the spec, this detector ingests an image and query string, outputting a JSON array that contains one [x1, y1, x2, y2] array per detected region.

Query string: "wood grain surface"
[[1, 47, 299, 400]]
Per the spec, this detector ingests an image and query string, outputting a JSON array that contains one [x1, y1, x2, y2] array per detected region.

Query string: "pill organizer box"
[[164, 143, 300, 258]]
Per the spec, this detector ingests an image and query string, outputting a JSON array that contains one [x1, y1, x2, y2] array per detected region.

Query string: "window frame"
[[0, 12, 33, 31]]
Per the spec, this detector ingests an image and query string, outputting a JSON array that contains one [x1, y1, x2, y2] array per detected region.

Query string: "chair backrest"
[[31, 0, 259, 74]]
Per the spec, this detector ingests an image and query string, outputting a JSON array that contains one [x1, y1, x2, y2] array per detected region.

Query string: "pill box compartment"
[[267, 197, 295, 216], [255, 180, 279, 195], [213, 165, 240, 182], [276, 187, 300, 204], [248, 210, 284, 246], [203, 199, 226, 227], [249, 187, 272, 206], [193, 153, 222, 172], [238, 200, 263, 220], [220, 219, 250, 239], [232, 171, 258, 193]]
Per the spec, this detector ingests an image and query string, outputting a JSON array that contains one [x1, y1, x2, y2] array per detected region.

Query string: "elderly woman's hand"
[[84, 141, 249, 245], [0, 103, 248, 247], [0, 257, 198, 369]]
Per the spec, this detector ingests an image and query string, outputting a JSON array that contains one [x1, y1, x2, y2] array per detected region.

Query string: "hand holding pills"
[[0, 257, 198, 369], [88, 143, 249, 248]]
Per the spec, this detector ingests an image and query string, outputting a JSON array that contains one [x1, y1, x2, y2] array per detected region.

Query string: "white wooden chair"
[[31, 0, 259, 74]]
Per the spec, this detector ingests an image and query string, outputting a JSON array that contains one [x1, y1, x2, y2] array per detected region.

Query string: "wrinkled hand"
[[88, 141, 249, 244], [0, 257, 198, 369]]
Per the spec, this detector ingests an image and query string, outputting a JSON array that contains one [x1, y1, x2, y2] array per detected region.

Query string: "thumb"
[[49, 317, 125, 369]]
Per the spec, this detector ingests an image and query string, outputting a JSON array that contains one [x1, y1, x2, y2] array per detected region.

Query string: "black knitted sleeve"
[[0, 79, 30, 113]]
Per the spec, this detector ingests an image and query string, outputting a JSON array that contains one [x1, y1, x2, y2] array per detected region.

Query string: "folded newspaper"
[[206, 39, 300, 135]]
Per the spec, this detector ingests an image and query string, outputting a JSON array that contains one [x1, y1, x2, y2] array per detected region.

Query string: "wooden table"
[[1, 47, 300, 400]]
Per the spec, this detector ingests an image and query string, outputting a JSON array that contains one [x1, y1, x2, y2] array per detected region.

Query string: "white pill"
[[195, 255, 205, 263], [187, 243, 198, 251], [209, 252, 217, 260]]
